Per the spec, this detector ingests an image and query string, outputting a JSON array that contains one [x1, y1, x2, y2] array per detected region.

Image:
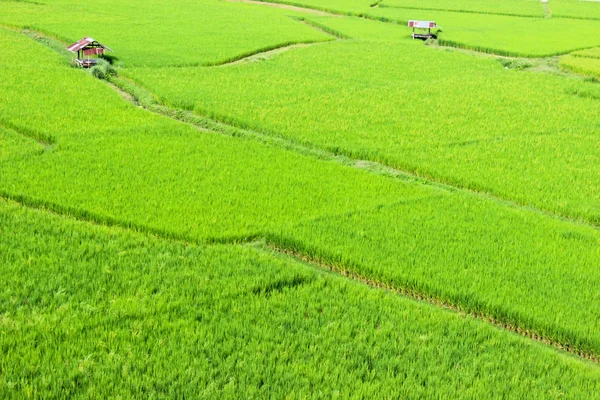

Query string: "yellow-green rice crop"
[[365, 7, 600, 56], [572, 47, 600, 59], [551, 0, 600, 19], [3, 2, 600, 394], [3, 21, 600, 359], [561, 54, 600, 79]]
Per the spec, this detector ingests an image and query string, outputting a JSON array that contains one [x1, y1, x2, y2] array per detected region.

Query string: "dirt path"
[[222, 43, 318, 66], [224, 0, 338, 16]]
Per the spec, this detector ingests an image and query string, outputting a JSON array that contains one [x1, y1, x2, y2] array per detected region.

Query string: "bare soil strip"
[[220, 43, 318, 66]]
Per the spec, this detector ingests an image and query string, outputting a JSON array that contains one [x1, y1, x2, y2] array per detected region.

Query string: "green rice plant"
[[572, 47, 600, 59], [128, 31, 600, 225], [551, 0, 600, 19], [5, 3, 600, 385], [3, 199, 600, 398]]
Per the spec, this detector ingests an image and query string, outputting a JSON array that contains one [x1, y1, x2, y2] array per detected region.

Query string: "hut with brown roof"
[[67, 37, 113, 68]]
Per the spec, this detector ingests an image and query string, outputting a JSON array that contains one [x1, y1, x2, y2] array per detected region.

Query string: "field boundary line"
[[1, 0, 45, 5], [154, 17, 346, 68], [223, 0, 339, 16], [0, 191, 260, 246], [0, 117, 56, 149], [199, 40, 332, 68], [291, 16, 352, 39], [436, 38, 600, 58], [211, 42, 328, 67], [252, 239, 600, 364]]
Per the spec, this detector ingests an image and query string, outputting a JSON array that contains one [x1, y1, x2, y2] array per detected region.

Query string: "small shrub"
[[90, 58, 118, 80], [90, 65, 106, 80]]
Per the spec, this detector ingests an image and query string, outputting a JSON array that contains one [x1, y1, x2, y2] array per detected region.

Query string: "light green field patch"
[[560, 54, 600, 78], [255, 0, 376, 13], [551, 0, 600, 19], [571, 47, 600, 59], [302, 15, 415, 40]]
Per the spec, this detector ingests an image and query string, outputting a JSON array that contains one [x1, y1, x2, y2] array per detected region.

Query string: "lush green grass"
[[560, 55, 600, 78], [0, 0, 332, 67], [269, 192, 600, 355], [248, 0, 376, 13], [129, 33, 600, 224], [249, 0, 600, 21], [3, 199, 600, 398]]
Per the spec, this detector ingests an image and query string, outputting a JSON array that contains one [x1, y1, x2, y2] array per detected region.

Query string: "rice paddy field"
[[1, 0, 600, 398]]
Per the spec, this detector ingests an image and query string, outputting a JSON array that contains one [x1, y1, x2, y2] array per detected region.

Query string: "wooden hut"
[[67, 37, 113, 68], [408, 20, 440, 40]]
